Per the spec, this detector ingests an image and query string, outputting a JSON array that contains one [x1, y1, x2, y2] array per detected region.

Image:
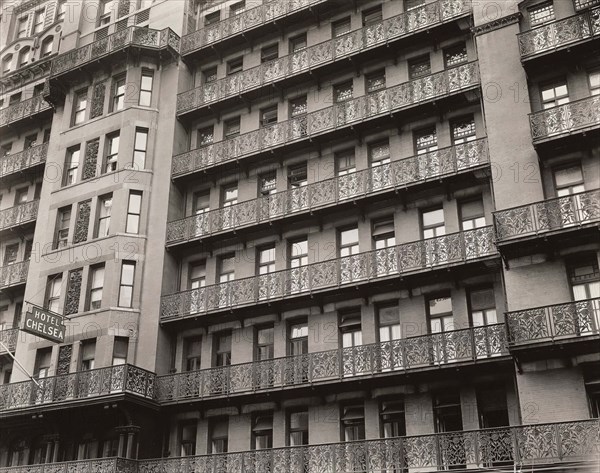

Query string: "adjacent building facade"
[[0, 0, 598, 471]]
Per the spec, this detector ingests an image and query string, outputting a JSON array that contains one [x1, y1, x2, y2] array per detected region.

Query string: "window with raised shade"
[[452, 116, 476, 144], [363, 6, 382, 26], [227, 57, 243, 75], [214, 332, 231, 366], [133, 128, 148, 169], [259, 171, 277, 196], [139, 70, 154, 106], [428, 295, 453, 333], [373, 217, 395, 249], [290, 34, 307, 53], [230, 1, 245, 15], [224, 117, 240, 138], [218, 254, 235, 283], [366, 70, 386, 93], [33, 10, 45, 34], [290, 239, 308, 267], [16, 17, 28, 39], [252, 414, 273, 449], [98, 0, 115, 25], [126, 191, 142, 234], [118, 261, 135, 308], [339, 227, 359, 257], [336, 149, 356, 176], [444, 43, 468, 67], [541, 81, 569, 109], [589, 71, 600, 95], [261, 44, 278, 63], [415, 127, 438, 154], [55, 206, 72, 249], [341, 404, 365, 441], [80, 339, 96, 370], [184, 337, 202, 371], [45, 276, 62, 313], [179, 421, 197, 457], [72, 89, 88, 125], [112, 337, 128, 365], [288, 410, 309, 446], [198, 126, 214, 146], [378, 304, 401, 342], [88, 264, 105, 310], [209, 418, 228, 454], [104, 133, 120, 173], [260, 105, 278, 127], [189, 262, 206, 289], [554, 164, 584, 196], [469, 288, 497, 326], [111, 75, 126, 112], [258, 246, 276, 275], [380, 399, 406, 437], [529, 1, 555, 26], [256, 326, 274, 361], [409, 55, 431, 79], [96, 194, 113, 238], [202, 67, 217, 84], [204, 10, 220, 26], [369, 141, 390, 167], [460, 198, 486, 230], [334, 81, 353, 103], [332, 17, 351, 37], [422, 207, 445, 238]]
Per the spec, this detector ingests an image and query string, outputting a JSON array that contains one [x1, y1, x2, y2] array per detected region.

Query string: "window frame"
[[118, 261, 136, 308]]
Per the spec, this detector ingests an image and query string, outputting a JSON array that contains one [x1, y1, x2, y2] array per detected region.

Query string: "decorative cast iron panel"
[[82, 139, 99, 180], [64, 269, 83, 315], [90, 81, 107, 119], [73, 200, 91, 244]]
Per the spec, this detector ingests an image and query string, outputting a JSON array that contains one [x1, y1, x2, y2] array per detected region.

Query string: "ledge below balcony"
[[529, 96, 600, 145], [172, 61, 480, 179], [0, 200, 39, 234], [138, 419, 599, 473], [0, 261, 29, 291], [0, 95, 52, 129], [166, 139, 489, 247], [493, 190, 600, 255], [161, 226, 498, 323], [518, 6, 600, 60], [177, 0, 472, 117], [0, 364, 156, 415]]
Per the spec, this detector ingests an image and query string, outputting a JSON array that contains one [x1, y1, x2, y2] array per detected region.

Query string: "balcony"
[[161, 226, 497, 322], [177, 0, 472, 116], [0, 458, 138, 473], [0, 328, 18, 355], [172, 61, 480, 178], [493, 189, 600, 244], [0, 261, 29, 291], [138, 419, 599, 472], [49, 26, 180, 80], [0, 364, 155, 414], [529, 96, 600, 144], [0, 143, 48, 179], [157, 324, 507, 402], [518, 6, 600, 59], [167, 139, 489, 246], [181, 0, 329, 56], [507, 298, 600, 346], [0, 200, 39, 233], [0, 95, 52, 128]]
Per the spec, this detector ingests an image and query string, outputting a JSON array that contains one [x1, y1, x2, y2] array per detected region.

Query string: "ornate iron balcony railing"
[[0, 260, 29, 290], [0, 458, 138, 473], [177, 0, 471, 113], [0, 328, 18, 354], [167, 139, 489, 245], [0, 95, 51, 128], [529, 95, 600, 142], [518, 6, 600, 58], [0, 200, 39, 231], [493, 189, 600, 242], [161, 226, 496, 321], [172, 61, 480, 177], [0, 364, 155, 412], [181, 0, 328, 54], [156, 324, 507, 402], [137, 419, 599, 473], [0, 142, 48, 177], [49, 26, 180, 77], [507, 298, 600, 344]]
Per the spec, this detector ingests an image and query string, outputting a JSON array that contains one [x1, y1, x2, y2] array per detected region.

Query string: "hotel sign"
[[23, 306, 65, 343]]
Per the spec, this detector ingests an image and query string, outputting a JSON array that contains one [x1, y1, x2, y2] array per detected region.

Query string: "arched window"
[[18, 47, 30, 67], [41, 36, 54, 57], [2, 54, 13, 74]]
